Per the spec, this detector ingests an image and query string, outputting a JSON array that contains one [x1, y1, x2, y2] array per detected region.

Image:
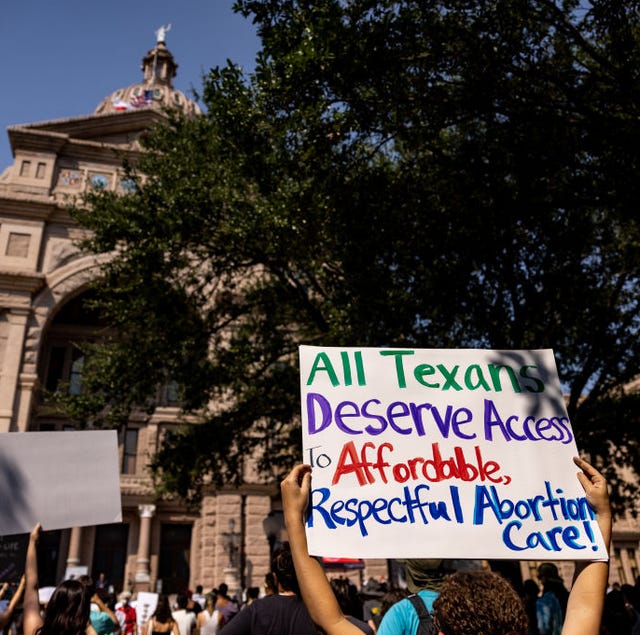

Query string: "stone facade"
[[0, 34, 287, 597]]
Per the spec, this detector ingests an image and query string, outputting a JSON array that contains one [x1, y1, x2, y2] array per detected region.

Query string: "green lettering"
[[413, 363, 438, 388], [488, 364, 521, 393], [380, 350, 415, 388], [306, 352, 340, 386], [464, 364, 491, 390]]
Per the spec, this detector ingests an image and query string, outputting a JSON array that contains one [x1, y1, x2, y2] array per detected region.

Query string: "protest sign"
[[0, 534, 28, 582], [0, 430, 122, 535], [299, 346, 608, 560], [136, 591, 158, 629]]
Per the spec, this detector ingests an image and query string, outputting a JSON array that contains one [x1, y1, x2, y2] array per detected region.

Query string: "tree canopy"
[[69, 0, 640, 509]]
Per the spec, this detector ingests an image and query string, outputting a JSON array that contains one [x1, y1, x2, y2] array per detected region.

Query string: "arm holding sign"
[[282, 464, 360, 635], [283, 458, 611, 635], [562, 456, 611, 635], [23, 525, 44, 635], [0, 575, 25, 630]]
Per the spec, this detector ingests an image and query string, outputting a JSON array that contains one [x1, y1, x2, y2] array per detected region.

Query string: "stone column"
[[135, 504, 156, 591], [0, 309, 29, 432], [620, 546, 634, 584], [66, 526, 83, 569]]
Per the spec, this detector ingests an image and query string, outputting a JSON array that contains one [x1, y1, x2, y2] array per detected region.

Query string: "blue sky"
[[0, 0, 261, 170]]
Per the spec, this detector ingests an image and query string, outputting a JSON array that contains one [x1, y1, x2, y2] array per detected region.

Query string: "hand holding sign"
[[282, 455, 612, 635]]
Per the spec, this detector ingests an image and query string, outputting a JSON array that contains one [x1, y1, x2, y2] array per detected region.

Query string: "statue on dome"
[[155, 23, 171, 44]]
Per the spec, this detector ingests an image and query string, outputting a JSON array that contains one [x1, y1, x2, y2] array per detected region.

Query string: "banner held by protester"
[[299, 346, 607, 560]]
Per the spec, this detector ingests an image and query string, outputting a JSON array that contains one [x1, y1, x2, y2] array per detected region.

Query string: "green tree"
[[70, 0, 640, 509]]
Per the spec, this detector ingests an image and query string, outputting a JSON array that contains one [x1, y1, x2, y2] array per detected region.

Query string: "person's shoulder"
[[377, 598, 412, 634], [346, 615, 375, 635]]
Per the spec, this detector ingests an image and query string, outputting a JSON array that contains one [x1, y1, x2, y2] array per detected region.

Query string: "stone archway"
[[13, 253, 111, 431]]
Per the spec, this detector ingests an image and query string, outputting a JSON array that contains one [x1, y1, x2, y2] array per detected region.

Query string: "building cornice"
[[0, 192, 59, 220], [0, 269, 46, 293]]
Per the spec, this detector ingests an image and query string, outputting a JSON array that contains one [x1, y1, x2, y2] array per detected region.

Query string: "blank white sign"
[[0, 430, 122, 535]]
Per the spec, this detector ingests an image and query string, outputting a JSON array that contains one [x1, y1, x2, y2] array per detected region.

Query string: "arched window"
[[40, 290, 106, 397]]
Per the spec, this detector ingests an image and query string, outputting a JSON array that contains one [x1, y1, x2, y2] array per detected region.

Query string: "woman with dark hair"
[[220, 542, 317, 634], [432, 570, 529, 635], [144, 595, 179, 635], [23, 524, 96, 635]]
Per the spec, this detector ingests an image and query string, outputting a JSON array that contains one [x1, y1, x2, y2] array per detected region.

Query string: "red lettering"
[[330, 441, 509, 486]]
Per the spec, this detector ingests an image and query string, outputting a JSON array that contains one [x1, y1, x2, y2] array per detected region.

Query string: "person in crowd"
[[280, 456, 612, 635], [263, 573, 277, 597], [244, 587, 259, 607], [144, 595, 179, 635], [377, 559, 451, 634], [214, 584, 238, 625], [78, 575, 120, 635], [192, 585, 206, 610], [219, 542, 317, 634], [371, 588, 410, 632], [95, 574, 110, 603], [431, 569, 529, 633], [23, 524, 97, 635], [360, 578, 387, 633], [536, 576, 563, 635], [0, 575, 25, 632], [115, 591, 137, 635], [601, 586, 633, 634], [330, 578, 373, 634], [196, 593, 223, 635], [0, 575, 25, 635], [184, 590, 202, 617], [171, 594, 196, 635], [537, 563, 570, 619], [522, 578, 540, 635], [621, 584, 640, 635]]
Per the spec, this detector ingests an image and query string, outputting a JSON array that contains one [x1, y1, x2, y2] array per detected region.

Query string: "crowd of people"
[[0, 456, 630, 635]]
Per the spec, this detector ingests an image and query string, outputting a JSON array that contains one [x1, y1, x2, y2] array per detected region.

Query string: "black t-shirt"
[[220, 594, 317, 634]]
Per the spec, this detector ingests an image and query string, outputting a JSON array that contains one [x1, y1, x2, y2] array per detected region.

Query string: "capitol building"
[[0, 28, 638, 598]]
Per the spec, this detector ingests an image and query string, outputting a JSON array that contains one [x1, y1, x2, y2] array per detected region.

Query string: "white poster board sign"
[[0, 431, 122, 535], [136, 591, 158, 629], [299, 346, 607, 561], [65, 565, 89, 580]]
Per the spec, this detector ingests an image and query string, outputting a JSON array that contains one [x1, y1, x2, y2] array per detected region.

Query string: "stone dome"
[[95, 30, 201, 116]]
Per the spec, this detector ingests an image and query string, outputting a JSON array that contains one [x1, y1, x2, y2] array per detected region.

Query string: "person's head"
[[247, 587, 260, 601], [271, 542, 299, 595], [196, 585, 203, 595], [152, 595, 173, 623], [118, 590, 132, 606], [537, 563, 560, 584], [264, 572, 277, 596], [218, 583, 229, 599], [77, 575, 95, 597], [404, 559, 451, 593], [204, 593, 217, 613], [40, 579, 91, 635], [522, 579, 539, 598], [432, 570, 528, 635], [176, 593, 188, 610]]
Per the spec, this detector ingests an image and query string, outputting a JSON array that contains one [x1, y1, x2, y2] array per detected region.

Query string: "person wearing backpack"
[[376, 560, 449, 634]]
